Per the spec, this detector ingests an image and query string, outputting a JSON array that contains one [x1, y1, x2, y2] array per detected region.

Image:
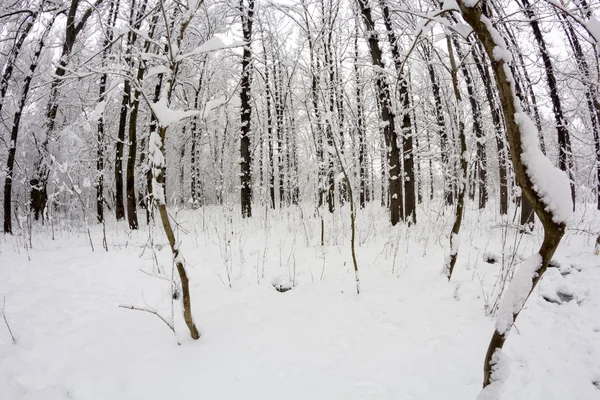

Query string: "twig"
[[119, 304, 180, 345], [2, 297, 16, 344], [139, 268, 172, 282]]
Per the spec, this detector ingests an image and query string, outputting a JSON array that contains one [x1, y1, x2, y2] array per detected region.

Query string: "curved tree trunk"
[[457, 1, 569, 389]]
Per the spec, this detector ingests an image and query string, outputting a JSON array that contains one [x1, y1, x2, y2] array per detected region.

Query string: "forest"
[[1, 0, 600, 398]]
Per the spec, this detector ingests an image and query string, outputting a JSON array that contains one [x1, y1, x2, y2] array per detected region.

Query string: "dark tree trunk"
[[239, 0, 255, 217], [322, 9, 337, 214], [261, 33, 276, 210], [115, 81, 130, 221], [379, 0, 416, 223], [189, 61, 205, 208], [458, 2, 568, 388], [453, 38, 487, 209], [356, 0, 402, 225], [354, 18, 367, 209], [445, 35, 468, 280], [33, 0, 104, 221], [472, 42, 508, 215], [423, 45, 453, 206], [3, 16, 55, 233], [0, 7, 39, 117]]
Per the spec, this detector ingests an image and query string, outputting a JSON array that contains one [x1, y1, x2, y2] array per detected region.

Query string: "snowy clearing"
[[1, 204, 599, 399]]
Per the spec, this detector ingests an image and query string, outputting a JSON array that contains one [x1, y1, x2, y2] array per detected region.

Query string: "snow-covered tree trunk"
[[239, 0, 254, 218], [456, 0, 572, 391]]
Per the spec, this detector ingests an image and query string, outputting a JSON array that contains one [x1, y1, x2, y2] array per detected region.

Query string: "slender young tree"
[[445, 34, 468, 281], [96, 0, 121, 224]]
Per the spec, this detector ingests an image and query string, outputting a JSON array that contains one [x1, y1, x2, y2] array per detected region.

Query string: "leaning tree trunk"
[[239, 0, 255, 218], [356, 0, 402, 226], [0, 6, 39, 117], [457, 1, 570, 389]]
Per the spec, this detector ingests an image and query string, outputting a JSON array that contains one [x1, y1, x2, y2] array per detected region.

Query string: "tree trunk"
[[453, 38, 487, 209], [457, 1, 569, 388], [356, 0, 402, 225], [239, 0, 255, 217], [379, 0, 416, 223], [354, 18, 367, 209], [33, 0, 104, 221], [472, 42, 508, 215], [423, 44, 453, 206], [4, 16, 55, 233], [445, 35, 468, 280]]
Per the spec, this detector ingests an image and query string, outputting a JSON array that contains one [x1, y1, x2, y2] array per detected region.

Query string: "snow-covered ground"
[[1, 203, 599, 399]]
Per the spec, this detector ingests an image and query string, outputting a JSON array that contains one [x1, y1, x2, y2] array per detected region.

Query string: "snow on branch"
[[177, 37, 244, 61], [495, 253, 542, 334], [150, 97, 201, 128], [480, 15, 573, 225]]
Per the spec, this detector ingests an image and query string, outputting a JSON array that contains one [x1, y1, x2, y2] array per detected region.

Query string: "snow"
[[479, 14, 572, 225], [451, 22, 473, 39], [515, 113, 573, 224], [442, 0, 459, 11], [477, 350, 511, 400], [495, 253, 542, 334], [588, 17, 600, 44], [150, 97, 200, 128], [146, 65, 170, 78], [1, 205, 599, 399], [179, 37, 244, 60]]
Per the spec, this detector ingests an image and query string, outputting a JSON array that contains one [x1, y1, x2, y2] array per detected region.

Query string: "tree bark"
[[4, 15, 56, 233], [356, 0, 402, 225], [423, 44, 453, 206], [239, 0, 255, 217], [472, 42, 508, 215], [445, 35, 468, 280], [453, 38, 487, 209], [457, 1, 568, 388], [379, 0, 416, 223]]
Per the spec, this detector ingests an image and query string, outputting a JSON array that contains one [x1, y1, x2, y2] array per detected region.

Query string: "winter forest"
[[1, 0, 600, 398]]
